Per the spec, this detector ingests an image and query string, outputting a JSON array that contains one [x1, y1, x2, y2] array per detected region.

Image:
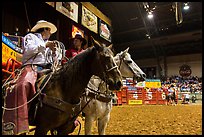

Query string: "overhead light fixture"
[[145, 34, 151, 39], [183, 3, 190, 10], [147, 12, 153, 19]]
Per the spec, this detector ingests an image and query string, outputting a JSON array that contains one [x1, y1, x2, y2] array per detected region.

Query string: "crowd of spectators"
[[161, 75, 202, 94]]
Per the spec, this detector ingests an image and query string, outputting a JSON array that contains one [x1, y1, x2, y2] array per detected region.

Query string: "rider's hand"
[[46, 41, 56, 52], [38, 45, 46, 53]]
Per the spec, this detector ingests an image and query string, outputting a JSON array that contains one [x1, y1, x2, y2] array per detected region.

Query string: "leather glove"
[[46, 41, 56, 52], [38, 45, 46, 53]]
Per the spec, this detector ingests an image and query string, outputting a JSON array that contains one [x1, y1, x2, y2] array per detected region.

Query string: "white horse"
[[81, 47, 146, 135]]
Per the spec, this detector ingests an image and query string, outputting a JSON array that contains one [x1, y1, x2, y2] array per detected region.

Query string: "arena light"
[[146, 34, 151, 39], [147, 12, 153, 19], [183, 3, 190, 10]]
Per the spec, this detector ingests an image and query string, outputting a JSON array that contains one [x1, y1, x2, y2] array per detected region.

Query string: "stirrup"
[[2, 122, 15, 135]]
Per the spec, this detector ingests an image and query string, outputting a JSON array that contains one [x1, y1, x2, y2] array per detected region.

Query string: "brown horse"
[[28, 37, 123, 135]]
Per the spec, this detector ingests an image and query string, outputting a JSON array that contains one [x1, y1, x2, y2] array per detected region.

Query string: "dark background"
[[91, 2, 202, 60], [2, 2, 202, 61]]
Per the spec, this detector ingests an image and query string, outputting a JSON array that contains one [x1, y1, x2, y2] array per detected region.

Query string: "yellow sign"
[[16, 52, 23, 63], [145, 79, 161, 88], [128, 100, 143, 105], [2, 42, 16, 64]]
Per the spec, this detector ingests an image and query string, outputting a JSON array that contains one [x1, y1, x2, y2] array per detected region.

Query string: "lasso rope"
[[2, 71, 54, 111], [2, 40, 65, 111]]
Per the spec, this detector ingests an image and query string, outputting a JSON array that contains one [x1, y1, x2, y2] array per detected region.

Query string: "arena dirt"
[[72, 104, 202, 135], [29, 104, 202, 135]]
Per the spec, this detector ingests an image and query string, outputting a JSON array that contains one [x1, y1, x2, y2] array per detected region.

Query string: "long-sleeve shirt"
[[61, 48, 84, 64], [22, 33, 49, 66], [65, 48, 84, 59]]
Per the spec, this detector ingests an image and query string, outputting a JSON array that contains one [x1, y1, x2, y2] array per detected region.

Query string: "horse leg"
[[97, 113, 110, 135], [47, 127, 69, 135], [84, 116, 94, 135], [55, 125, 76, 135], [52, 119, 78, 135], [34, 126, 49, 135], [49, 128, 69, 135], [56, 129, 70, 135], [50, 129, 57, 135]]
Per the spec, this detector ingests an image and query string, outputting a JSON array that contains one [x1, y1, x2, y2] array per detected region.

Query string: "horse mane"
[[43, 46, 98, 102], [50, 46, 96, 81]]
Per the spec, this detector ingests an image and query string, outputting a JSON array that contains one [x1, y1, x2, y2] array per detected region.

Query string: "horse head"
[[90, 36, 122, 90], [114, 47, 146, 82]]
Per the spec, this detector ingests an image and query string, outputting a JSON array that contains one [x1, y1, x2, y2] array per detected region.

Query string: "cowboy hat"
[[31, 20, 57, 34], [71, 33, 87, 46]]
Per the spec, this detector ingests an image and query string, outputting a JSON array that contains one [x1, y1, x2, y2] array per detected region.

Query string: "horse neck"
[[59, 48, 97, 104], [89, 76, 111, 94]]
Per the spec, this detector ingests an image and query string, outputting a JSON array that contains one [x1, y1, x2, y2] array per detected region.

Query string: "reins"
[[2, 40, 64, 111], [2, 72, 53, 111]]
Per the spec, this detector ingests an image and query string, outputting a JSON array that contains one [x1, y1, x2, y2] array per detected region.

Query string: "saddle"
[[29, 72, 53, 126], [29, 72, 81, 127]]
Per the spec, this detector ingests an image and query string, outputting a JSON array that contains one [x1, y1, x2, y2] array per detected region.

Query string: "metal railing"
[[2, 58, 22, 79]]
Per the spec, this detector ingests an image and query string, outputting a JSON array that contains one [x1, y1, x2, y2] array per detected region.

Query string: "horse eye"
[[125, 60, 132, 63], [105, 56, 110, 60]]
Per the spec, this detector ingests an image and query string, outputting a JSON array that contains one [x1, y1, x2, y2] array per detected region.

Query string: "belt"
[[22, 64, 52, 70], [36, 64, 52, 69]]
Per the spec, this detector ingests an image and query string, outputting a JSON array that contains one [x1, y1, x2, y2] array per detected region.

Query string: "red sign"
[[72, 25, 84, 38], [179, 64, 192, 77]]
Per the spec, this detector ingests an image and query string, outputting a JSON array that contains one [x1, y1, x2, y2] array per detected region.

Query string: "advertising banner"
[[56, 2, 78, 23], [81, 5, 98, 33], [99, 19, 111, 42], [46, 2, 55, 8], [136, 81, 145, 87], [2, 34, 23, 65], [145, 79, 161, 88], [71, 25, 88, 49], [128, 100, 143, 105], [72, 25, 84, 38], [2, 43, 16, 64]]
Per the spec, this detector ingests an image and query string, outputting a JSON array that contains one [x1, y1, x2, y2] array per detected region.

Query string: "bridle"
[[82, 49, 120, 104], [106, 65, 118, 72], [117, 53, 136, 78], [97, 49, 120, 84]]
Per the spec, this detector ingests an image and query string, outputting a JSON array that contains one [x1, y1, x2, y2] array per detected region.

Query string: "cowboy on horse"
[[2, 20, 59, 135]]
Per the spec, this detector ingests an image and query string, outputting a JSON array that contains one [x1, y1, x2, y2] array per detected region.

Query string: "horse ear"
[[91, 36, 103, 51], [90, 36, 94, 47], [124, 47, 129, 53], [120, 47, 129, 57], [108, 44, 116, 54], [108, 44, 113, 50]]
